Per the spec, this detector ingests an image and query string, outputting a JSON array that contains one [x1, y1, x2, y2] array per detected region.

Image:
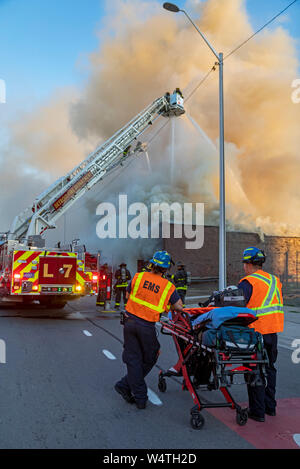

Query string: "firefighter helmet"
[[150, 251, 171, 269], [242, 247, 266, 265]]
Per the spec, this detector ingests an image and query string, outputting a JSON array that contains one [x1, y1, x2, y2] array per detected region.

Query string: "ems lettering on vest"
[[142, 280, 160, 293]]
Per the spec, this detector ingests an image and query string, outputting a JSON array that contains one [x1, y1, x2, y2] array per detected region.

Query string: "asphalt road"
[[0, 296, 299, 449]]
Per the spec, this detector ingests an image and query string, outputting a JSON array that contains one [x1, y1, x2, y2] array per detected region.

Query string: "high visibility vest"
[[126, 272, 176, 323], [240, 270, 284, 334]]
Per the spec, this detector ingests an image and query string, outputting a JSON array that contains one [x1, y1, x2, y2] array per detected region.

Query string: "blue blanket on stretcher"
[[191, 306, 257, 329]]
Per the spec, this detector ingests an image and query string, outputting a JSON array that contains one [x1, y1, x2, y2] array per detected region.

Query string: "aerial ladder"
[[0, 89, 185, 309]]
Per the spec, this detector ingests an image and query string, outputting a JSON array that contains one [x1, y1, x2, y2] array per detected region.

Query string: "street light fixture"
[[163, 2, 226, 290]]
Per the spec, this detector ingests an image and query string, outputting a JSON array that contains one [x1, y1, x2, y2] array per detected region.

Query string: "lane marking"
[[293, 434, 300, 447], [102, 349, 117, 360], [147, 388, 163, 406], [278, 343, 293, 351], [83, 330, 92, 337]]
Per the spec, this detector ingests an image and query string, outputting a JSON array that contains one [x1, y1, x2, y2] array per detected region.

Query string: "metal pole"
[[181, 10, 219, 60], [219, 52, 226, 290], [163, 5, 227, 290]]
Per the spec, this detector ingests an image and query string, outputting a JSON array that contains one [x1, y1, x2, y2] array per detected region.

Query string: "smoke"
[[0, 91, 94, 230], [69, 0, 300, 238], [1, 0, 300, 267]]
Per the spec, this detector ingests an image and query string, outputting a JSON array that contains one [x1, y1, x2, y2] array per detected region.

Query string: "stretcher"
[[158, 307, 269, 429]]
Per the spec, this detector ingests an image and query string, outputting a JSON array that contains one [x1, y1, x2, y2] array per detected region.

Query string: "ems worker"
[[115, 251, 184, 409], [114, 263, 131, 310], [238, 247, 284, 422], [172, 261, 188, 307]]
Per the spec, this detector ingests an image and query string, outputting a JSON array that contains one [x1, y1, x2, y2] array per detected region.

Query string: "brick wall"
[[162, 224, 300, 286]]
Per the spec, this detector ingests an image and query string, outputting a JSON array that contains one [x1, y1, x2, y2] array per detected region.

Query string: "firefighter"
[[96, 263, 109, 308], [172, 261, 188, 307], [114, 251, 184, 409], [238, 247, 284, 422], [141, 260, 151, 272], [175, 87, 184, 98], [123, 145, 131, 157], [114, 263, 131, 310]]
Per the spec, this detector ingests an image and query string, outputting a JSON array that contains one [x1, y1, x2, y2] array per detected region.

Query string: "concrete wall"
[[162, 224, 300, 287]]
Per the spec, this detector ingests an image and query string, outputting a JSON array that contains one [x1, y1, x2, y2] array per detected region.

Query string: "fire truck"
[[0, 90, 185, 309]]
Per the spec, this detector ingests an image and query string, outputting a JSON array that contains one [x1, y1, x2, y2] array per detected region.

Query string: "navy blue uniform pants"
[[247, 333, 278, 417], [117, 316, 160, 404]]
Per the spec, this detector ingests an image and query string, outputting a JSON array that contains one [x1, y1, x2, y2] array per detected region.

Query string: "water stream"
[[185, 113, 253, 210], [144, 151, 152, 173], [170, 117, 175, 185]]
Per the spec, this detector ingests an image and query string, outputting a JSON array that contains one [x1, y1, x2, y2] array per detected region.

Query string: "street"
[[0, 296, 299, 449]]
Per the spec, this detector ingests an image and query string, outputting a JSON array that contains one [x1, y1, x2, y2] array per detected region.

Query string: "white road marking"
[[83, 330, 92, 337], [102, 349, 117, 360], [67, 312, 85, 320], [293, 434, 300, 447], [147, 388, 163, 406]]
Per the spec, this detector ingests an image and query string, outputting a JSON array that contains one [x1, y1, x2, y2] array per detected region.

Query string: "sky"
[[0, 0, 299, 111]]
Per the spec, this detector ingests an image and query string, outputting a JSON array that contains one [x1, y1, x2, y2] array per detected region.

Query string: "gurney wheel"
[[190, 412, 205, 430], [158, 378, 167, 393], [236, 409, 248, 426]]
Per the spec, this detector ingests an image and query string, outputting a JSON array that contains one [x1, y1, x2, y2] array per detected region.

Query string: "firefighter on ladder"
[[238, 247, 284, 422], [172, 261, 188, 307], [96, 263, 109, 308], [114, 263, 131, 310]]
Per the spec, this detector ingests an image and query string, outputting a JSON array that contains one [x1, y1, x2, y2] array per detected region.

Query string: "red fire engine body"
[[0, 90, 184, 309]]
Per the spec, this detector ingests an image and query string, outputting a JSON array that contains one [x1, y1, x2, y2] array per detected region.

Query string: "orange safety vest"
[[126, 272, 176, 323], [240, 269, 284, 335]]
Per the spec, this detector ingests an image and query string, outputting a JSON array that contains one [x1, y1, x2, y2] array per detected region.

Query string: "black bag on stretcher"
[[158, 305, 269, 430], [201, 324, 260, 352]]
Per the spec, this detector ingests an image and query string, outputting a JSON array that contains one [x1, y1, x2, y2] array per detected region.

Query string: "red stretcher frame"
[[158, 307, 268, 429]]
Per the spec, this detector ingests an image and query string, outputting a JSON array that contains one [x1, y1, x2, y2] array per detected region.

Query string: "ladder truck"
[[0, 89, 185, 309]]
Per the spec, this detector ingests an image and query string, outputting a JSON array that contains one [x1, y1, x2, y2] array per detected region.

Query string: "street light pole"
[[218, 52, 226, 290], [163, 3, 226, 290]]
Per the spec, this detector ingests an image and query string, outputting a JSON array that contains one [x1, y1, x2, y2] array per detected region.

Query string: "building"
[[162, 224, 300, 291]]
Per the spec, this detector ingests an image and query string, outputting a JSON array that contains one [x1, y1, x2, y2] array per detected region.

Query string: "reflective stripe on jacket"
[[240, 270, 284, 334], [115, 268, 131, 288], [126, 272, 176, 322]]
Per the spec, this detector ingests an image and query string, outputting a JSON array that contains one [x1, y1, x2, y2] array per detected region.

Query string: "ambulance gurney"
[[158, 306, 268, 430]]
